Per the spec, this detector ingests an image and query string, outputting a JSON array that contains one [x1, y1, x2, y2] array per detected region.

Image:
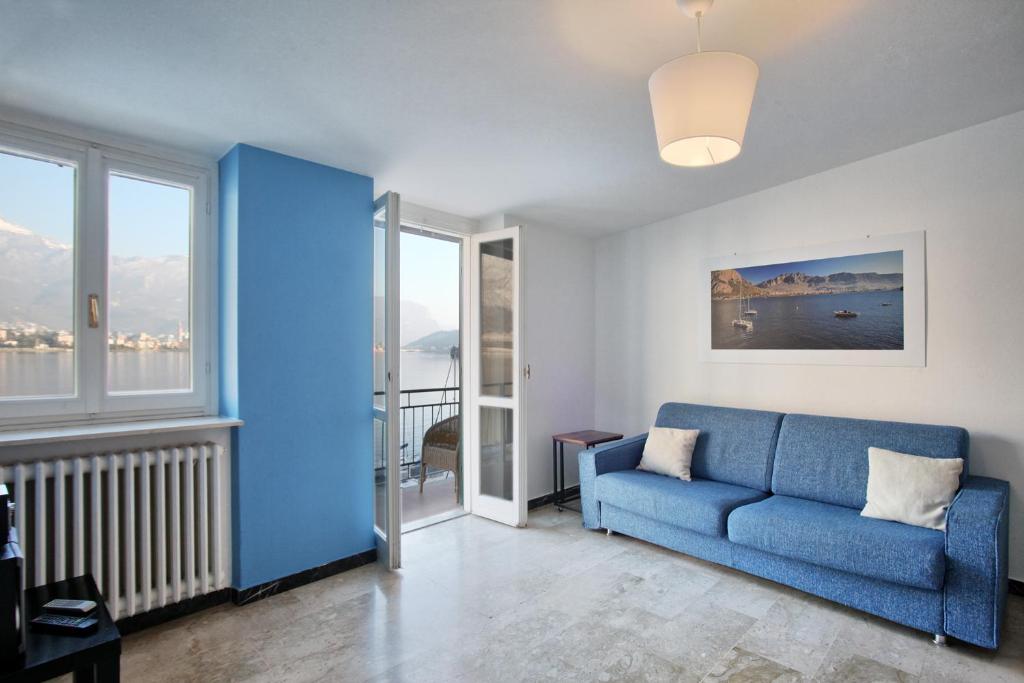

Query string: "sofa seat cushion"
[[595, 470, 768, 538], [728, 495, 945, 590]]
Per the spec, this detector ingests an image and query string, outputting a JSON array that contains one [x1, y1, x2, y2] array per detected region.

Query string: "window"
[[107, 172, 192, 393], [0, 149, 76, 400], [0, 124, 215, 426]]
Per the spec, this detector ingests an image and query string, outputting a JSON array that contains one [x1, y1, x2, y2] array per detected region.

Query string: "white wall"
[[519, 218, 596, 500], [594, 111, 1024, 579]]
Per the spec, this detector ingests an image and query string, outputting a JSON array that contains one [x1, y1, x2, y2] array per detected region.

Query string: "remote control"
[[31, 613, 99, 635], [43, 598, 97, 615]]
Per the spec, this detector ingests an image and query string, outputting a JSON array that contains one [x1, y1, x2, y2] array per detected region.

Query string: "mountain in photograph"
[[0, 215, 188, 334], [756, 271, 903, 296], [712, 267, 902, 300], [711, 269, 769, 299]]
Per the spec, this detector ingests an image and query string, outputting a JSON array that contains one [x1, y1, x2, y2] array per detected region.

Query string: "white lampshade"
[[649, 51, 759, 167]]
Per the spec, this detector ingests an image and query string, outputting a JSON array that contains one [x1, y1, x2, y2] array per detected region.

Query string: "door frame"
[[394, 205, 528, 528], [373, 191, 402, 568], [396, 220, 471, 530]]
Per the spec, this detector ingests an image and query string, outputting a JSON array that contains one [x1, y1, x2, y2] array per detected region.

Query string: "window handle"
[[88, 294, 100, 328]]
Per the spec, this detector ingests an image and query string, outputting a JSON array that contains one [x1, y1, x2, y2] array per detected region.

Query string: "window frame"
[[0, 122, 218, 429]]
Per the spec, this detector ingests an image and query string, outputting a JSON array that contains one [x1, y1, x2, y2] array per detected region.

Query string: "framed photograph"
[[699, 231, 925, 366]]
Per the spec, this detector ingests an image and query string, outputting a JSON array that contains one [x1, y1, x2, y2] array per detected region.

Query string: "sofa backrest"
[[654, 403, 784, 492], [772, 413, 969, 510]]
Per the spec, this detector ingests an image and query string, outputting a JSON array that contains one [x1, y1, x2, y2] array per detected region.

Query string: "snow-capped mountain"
[[0, 216, 188, 334]]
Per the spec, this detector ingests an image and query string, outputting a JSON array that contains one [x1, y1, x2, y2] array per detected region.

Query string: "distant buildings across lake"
[[0, 321, 189, 351]]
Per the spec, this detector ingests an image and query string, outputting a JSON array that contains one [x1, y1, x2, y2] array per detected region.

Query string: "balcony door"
[[373, 192, 402, 568], [467, 226, 526, 527]]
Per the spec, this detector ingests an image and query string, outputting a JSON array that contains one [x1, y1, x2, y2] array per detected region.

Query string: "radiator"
[[0, 443, 228, 620]]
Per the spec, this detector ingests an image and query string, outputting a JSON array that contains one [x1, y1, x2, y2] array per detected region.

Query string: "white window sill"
[[0, 417, 243, 448]]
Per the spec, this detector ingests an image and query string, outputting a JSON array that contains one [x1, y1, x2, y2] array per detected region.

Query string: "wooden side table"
[[551, 430, 623, 512], [1, 574, 121, 682]]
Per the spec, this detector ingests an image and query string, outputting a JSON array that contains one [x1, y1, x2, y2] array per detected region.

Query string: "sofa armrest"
[[944, 475, 1010, 649], [578, 433, 647, 529]]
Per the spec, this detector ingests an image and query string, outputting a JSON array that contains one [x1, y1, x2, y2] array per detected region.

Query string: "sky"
[[0, 150, 189, 257], [736, 250, 903, 284], [400, 231, 460, 329]]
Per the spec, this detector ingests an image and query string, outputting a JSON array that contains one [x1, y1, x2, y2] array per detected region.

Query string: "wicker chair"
[[419, 414, 460, 500]]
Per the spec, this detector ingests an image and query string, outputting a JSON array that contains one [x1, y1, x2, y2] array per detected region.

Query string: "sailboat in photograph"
[[732, 278, 754, 331], [743, 287, 757, 317]]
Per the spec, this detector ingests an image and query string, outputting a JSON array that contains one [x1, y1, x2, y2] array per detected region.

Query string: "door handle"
[[88, 294, 100, 328]]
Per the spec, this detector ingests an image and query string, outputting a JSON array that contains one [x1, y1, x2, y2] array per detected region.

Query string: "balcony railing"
[[374, 386, 460, 482]]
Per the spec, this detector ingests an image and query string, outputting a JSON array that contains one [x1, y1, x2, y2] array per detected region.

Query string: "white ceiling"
[[2, 1, 1023, 235]]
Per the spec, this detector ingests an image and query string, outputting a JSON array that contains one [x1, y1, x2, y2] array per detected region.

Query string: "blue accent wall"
[[219, 144, 375, 589]]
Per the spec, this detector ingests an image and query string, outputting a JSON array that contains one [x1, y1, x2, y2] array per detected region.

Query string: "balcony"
[[374, 386, 463, 530]]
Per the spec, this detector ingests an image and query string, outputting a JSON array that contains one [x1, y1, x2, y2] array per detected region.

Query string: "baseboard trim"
[[1010, 579, 1024, 597], [232, 548, 378, 606], [529, 485, 580, 510], [115, 547, 377, 634], [116, 588, 232, 636]]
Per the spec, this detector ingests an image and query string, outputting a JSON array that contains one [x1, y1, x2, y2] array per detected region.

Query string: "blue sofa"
[[579, 402, 1010, 649]]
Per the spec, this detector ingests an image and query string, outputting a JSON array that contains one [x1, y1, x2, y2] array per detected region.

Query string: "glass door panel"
[[468, 227, 525, 526], [479, 405, 513, 501], [479, 238, 514, 398], [372, 191, 401, 568]]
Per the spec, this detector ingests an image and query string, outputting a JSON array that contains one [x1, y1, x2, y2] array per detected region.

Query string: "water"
[[109, 351, 190, 392], [3, 348, 458, 399], [711, 290, 903, 350], [0, 350, 190, 397], [0, 351, 74, 397], [400, 350, 459, 391]]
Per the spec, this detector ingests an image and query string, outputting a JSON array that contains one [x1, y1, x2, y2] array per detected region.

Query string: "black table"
[[552, 430, 623, 512], [0, 575, 120, 683]]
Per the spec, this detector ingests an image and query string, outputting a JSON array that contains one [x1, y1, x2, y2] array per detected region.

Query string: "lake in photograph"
[[712, 290, 903, 350]]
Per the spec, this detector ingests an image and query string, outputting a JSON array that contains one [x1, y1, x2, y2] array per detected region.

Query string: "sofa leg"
[[606, 528, 614, 537], [933, 634, 947, 646]]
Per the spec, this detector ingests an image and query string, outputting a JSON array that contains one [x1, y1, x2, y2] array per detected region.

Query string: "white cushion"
[[861, 447, 963, 531], [637, 427, 699, 481]]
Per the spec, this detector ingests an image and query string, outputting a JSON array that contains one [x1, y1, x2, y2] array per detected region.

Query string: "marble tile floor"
[[118, 506, 1024, 682]]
